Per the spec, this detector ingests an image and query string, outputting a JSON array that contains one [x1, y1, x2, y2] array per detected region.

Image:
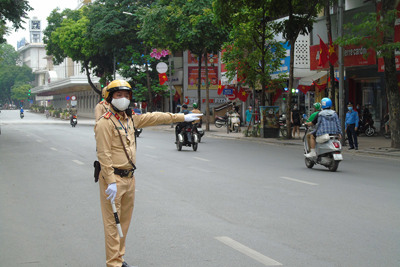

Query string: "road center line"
[[193, 156, 209, 162], [280, 176, 318, 186], [145, 145, 156, 149], [144, 154, 158, 159], [72, 160, 84, 165], [50, 147, 58, 151], [215, 236, 282, 266]]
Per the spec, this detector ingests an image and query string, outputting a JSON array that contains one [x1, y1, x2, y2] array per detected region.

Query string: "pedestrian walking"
[[245, 106, 252, 126], [94, 80, 202, 267], [345, 102, 359, 150]]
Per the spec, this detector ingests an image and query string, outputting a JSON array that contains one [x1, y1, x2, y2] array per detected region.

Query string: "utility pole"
[[169, 56, 174, 128], [338, 0, 345, 144]]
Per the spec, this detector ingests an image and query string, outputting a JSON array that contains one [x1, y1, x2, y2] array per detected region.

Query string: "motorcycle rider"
[[95, 80, 201, 267], [304, 102, 321, 152], [191, 103, 202, 124], [305, 97, 342, 158], [20, 107, 24, 115], [345, 102, 359, 150]]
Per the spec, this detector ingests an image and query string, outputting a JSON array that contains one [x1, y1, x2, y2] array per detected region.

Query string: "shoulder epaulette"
[[104, 112, 112, 119], [99, 100, 104, 104]]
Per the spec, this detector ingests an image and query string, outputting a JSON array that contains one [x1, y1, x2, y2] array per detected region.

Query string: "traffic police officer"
[[95, 80, 201, 267], [95, 86, 110, 121]]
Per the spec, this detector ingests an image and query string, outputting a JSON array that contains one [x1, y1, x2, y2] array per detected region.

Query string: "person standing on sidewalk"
[[95, 80, 202, 267], [345, 102, 359, 150], [95, 86, 110, 121], [245, 106, 252, 126], [291, 104, 301, 138]]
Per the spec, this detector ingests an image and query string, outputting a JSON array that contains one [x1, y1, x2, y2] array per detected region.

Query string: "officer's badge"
[[104, 112, 112, 119]]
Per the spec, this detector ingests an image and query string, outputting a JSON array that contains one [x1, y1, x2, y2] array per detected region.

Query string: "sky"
[[5, 0, 81, 49]]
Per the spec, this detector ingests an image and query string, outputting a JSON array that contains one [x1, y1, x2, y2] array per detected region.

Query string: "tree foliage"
[[0, 0, 32, 43]]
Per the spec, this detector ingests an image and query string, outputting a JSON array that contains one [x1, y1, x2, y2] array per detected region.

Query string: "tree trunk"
[[382, 0, 400, 148], [325, 0, 336, 106], [145, 62, 153, 111], [204, 51, 210, 131], [286, 39, 295, 139], [84, 61, 101, 101], [197, 53, 203, 111]]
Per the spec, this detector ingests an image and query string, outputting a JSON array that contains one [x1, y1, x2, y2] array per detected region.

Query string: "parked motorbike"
[[278, 114, 288, 138], [193, 122, 204, 142], [176, 122, 199, 151], [357, 117, 375, 137], [70, 115, 77, 127], [214, 115, 228, 129], [303, 127, 343, 172], [20, 112, 24, 119]]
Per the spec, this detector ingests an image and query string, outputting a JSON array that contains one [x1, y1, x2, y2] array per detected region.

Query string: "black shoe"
[[355, 147, 358, 150], [349, 147, 354, 150]]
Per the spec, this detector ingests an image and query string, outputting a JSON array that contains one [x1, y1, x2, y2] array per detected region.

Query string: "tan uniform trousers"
[[99, 171, 135, 267]]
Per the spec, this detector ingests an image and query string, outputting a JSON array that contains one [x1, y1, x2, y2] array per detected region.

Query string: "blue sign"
[[272, 42, 291, 75], [223, 88, 233, 95]]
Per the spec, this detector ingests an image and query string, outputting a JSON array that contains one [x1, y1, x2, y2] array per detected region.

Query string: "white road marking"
[[36, 139, 42, 143], [193, 156, 209, 162], [50, 147, 58, 151], [215, 236, 282, 266], [72, 160, 84, 165], [145, 146, 156, 149], [280, 176, 318, 186]]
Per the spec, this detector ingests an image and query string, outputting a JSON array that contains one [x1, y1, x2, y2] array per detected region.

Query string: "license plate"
[[333, 154, 343, 160]]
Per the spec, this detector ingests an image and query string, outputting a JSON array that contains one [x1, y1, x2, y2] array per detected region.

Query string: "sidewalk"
[[146, 123, 400, 159]]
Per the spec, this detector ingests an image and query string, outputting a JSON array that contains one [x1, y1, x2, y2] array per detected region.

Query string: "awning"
[[298, 71, 328, 86]]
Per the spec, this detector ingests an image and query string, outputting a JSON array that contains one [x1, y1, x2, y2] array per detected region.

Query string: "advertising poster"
[[188, 66, 219, 90], [260, 106, 280, 128]]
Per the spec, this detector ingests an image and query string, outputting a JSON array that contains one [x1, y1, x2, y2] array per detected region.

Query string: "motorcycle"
[[303, 127, 343, 172], [278, 114, 288, 138], [214, 115, 228, 129], [135, 128, 142, 137], [70, 115, 77, 127], [357, 117, 375, 137], [228, 112, 241, 133], [176, 122, 199, 151], [193, 122, 204, 142], [20, 112, 24, 119]]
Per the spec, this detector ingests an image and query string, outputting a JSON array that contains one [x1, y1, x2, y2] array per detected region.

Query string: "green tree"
[[0, 64, 33, 104], [139, 0, 228, 127], [0, 0, 32, 43], [11, 83, 32, 102], [214, 0, 287, 108], [0, 43, 20, 65], [337, 0, 400, 148]]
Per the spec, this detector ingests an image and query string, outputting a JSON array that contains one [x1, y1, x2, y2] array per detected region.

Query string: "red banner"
[[310, 44, 376, 70]]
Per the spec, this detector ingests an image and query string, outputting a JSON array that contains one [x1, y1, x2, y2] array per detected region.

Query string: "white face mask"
[[111, 97, 130, 111]]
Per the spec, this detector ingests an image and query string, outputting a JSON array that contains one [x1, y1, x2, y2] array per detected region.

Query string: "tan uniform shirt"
[[95, 107, 184, 184], [94, 101, 110, 122], [191, 108, 202, 123]]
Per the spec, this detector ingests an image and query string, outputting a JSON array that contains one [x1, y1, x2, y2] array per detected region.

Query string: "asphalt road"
[[1, 110, 399, 267]]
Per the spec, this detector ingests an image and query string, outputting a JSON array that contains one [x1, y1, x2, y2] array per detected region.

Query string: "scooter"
[[303, 128, 343, 172], [20, 112, 24, 119], [228, 112, 241, 133], [176, 122, 199, 151], [70, 115, 77, 127]]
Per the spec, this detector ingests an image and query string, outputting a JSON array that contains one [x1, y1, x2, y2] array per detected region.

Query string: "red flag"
[[227, 87, 237, 101], [272, 88, 283, 104], [173, 90, 180, 102], [328, 36, 338, 65], [238, 87, 249, 102], [313, 81, 327, 91], [318, 36, 329, 67], [297, 85, 312, 94], [158, 73, 168, 85], [217, 80, 225, 95]]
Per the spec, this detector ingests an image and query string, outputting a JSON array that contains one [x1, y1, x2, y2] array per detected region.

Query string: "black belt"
[[113, 167, 135, 177]]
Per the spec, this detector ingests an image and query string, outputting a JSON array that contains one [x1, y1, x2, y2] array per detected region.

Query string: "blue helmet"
[[321, 97, 332, 109]]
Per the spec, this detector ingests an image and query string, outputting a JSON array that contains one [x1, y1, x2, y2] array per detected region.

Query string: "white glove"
[[105, 183, 117, 203], [184, 113, 203, 122]]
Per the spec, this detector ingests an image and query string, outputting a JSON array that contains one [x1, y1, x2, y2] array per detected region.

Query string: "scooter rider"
[[304, 102, 321, 152], [305, 97, 342, 158], [95, 80, 201, 267]]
